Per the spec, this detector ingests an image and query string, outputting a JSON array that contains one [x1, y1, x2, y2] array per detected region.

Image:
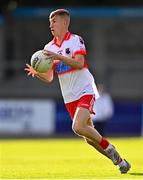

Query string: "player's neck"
[[56, 30, 68, 45]]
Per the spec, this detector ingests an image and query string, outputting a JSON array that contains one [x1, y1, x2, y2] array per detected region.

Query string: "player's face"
[[49, 15, 66, 37]]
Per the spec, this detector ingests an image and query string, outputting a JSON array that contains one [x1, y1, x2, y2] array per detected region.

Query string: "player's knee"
[[72, 122, 84, 136]]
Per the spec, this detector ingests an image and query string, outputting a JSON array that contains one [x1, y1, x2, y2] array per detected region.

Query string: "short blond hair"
[[49, 9, 70, 19]]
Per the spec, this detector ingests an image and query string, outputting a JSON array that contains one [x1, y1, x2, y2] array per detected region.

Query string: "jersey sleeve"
[[73, 35, 87, 57], [44, 43, 50, 51]]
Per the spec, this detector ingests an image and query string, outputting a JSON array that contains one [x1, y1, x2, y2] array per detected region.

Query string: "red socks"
[[99, 137, 109, 149]]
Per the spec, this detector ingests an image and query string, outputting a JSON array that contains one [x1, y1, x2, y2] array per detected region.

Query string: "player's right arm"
[[24, 64, 54, 83]]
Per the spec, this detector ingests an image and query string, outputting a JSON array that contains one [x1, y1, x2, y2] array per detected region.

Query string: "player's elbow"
[[41, 75, 53, 83], [46, 76, 53, 83], [77, 61, 84, 69], [47, 78, 53, 83], [78, 64, 84, 69]]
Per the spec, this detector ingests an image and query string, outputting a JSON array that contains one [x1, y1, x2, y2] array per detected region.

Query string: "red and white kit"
[[44, 32, 99, 118]]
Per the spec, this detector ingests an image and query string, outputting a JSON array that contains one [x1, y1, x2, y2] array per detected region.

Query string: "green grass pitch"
[[0, 137, 143, 179]]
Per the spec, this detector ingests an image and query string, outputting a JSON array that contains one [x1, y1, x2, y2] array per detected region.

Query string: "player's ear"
[[63, 19, 67, 26], [64, 17, 70, 27]]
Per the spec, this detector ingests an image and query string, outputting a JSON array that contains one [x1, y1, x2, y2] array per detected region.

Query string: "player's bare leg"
[[72, 107, 131, 173], [72, 107, 103, 142], [84, 118, 110, 159], [85, 137, 110, 158]]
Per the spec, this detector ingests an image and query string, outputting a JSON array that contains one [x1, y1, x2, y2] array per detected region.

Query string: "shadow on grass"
[[130, 172, 143, 176]]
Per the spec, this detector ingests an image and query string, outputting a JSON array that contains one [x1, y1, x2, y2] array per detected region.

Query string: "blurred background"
[[0, 0, 143, 138]]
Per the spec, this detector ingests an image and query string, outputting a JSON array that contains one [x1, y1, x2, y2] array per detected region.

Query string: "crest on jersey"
[[57, 50, 63, 55], [65, 48, 71, 55]]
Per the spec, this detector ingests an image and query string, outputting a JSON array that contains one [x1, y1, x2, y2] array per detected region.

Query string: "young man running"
[[25, 9, 131, 174]]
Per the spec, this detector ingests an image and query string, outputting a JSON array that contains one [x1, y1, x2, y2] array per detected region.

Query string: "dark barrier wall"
[[56, 101, 143, 136], [56, 101, 72, 134], [105, 102, 142, 136]]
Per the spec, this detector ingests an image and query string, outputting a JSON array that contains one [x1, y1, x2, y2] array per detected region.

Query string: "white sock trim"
[[104, 144, 113, 151]]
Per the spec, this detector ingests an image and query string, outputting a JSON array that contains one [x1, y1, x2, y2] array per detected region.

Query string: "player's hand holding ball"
[[25, 63, 38, 77], [25, 50, 55, 77], [30, 50, 54, 73], [43, 49, 60, 60]]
